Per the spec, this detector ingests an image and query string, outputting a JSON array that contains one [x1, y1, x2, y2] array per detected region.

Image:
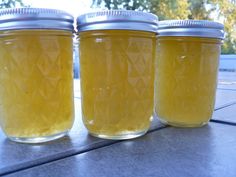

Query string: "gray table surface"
[[213, 104, 236, 124], [8, 123, 236, 177], [0, 98, 164, 176], [1, 75, 236, 177]]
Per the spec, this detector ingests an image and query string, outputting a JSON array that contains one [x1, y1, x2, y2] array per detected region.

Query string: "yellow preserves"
[[79, 30, 156, 138], [155, 37, 221, 127], [0, 30, 74, 140]]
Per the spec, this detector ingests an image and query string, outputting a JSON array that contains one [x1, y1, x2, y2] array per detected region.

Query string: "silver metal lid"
[[77, 10, 158, 33], [158, 20, 224, 39], [0, 8, 74, 31]]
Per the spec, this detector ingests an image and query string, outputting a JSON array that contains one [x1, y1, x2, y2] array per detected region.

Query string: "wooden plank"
[[8, 123, 236, 177], [212, 104, 236, 124], [0, 98, 164, 175], [215, 90, 236, 109]]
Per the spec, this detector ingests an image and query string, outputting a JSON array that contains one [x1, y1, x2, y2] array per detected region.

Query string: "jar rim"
[[77, 10, 158, 33], [0, 8, 74, 31], [157, 20, 224, 39]]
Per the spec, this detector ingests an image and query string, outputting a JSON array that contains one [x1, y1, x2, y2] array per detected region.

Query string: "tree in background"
[[149, 0, 190, 19], [188, 0, 213, 19], [92, 0, 149, 10], [211, 0, 236, 53], [92, 0, 190, 19], [0, 0, 27, 8], [92, 0, 236, 54]]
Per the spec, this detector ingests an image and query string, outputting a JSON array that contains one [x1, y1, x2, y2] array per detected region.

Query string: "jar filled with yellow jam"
[[0, 8, 75, 143], [77, 11, 158, 139], [155, 20, 224, 127]]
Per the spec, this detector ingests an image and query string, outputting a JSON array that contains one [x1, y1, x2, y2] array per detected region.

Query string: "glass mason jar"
[[155, 20, 224, 127], [77, 10, 158, 139], [0, 8, 75, 143]]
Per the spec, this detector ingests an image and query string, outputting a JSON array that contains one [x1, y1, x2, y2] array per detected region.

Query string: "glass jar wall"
[[155, 20, 224, 127], [77, 11, 158, 139], [79, 30, 156, 139], [0, 8, 75, 143]]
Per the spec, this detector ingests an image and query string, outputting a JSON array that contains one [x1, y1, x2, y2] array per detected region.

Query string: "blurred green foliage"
[[92, 0, 236, 54], [0, 0, 27, 8]]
